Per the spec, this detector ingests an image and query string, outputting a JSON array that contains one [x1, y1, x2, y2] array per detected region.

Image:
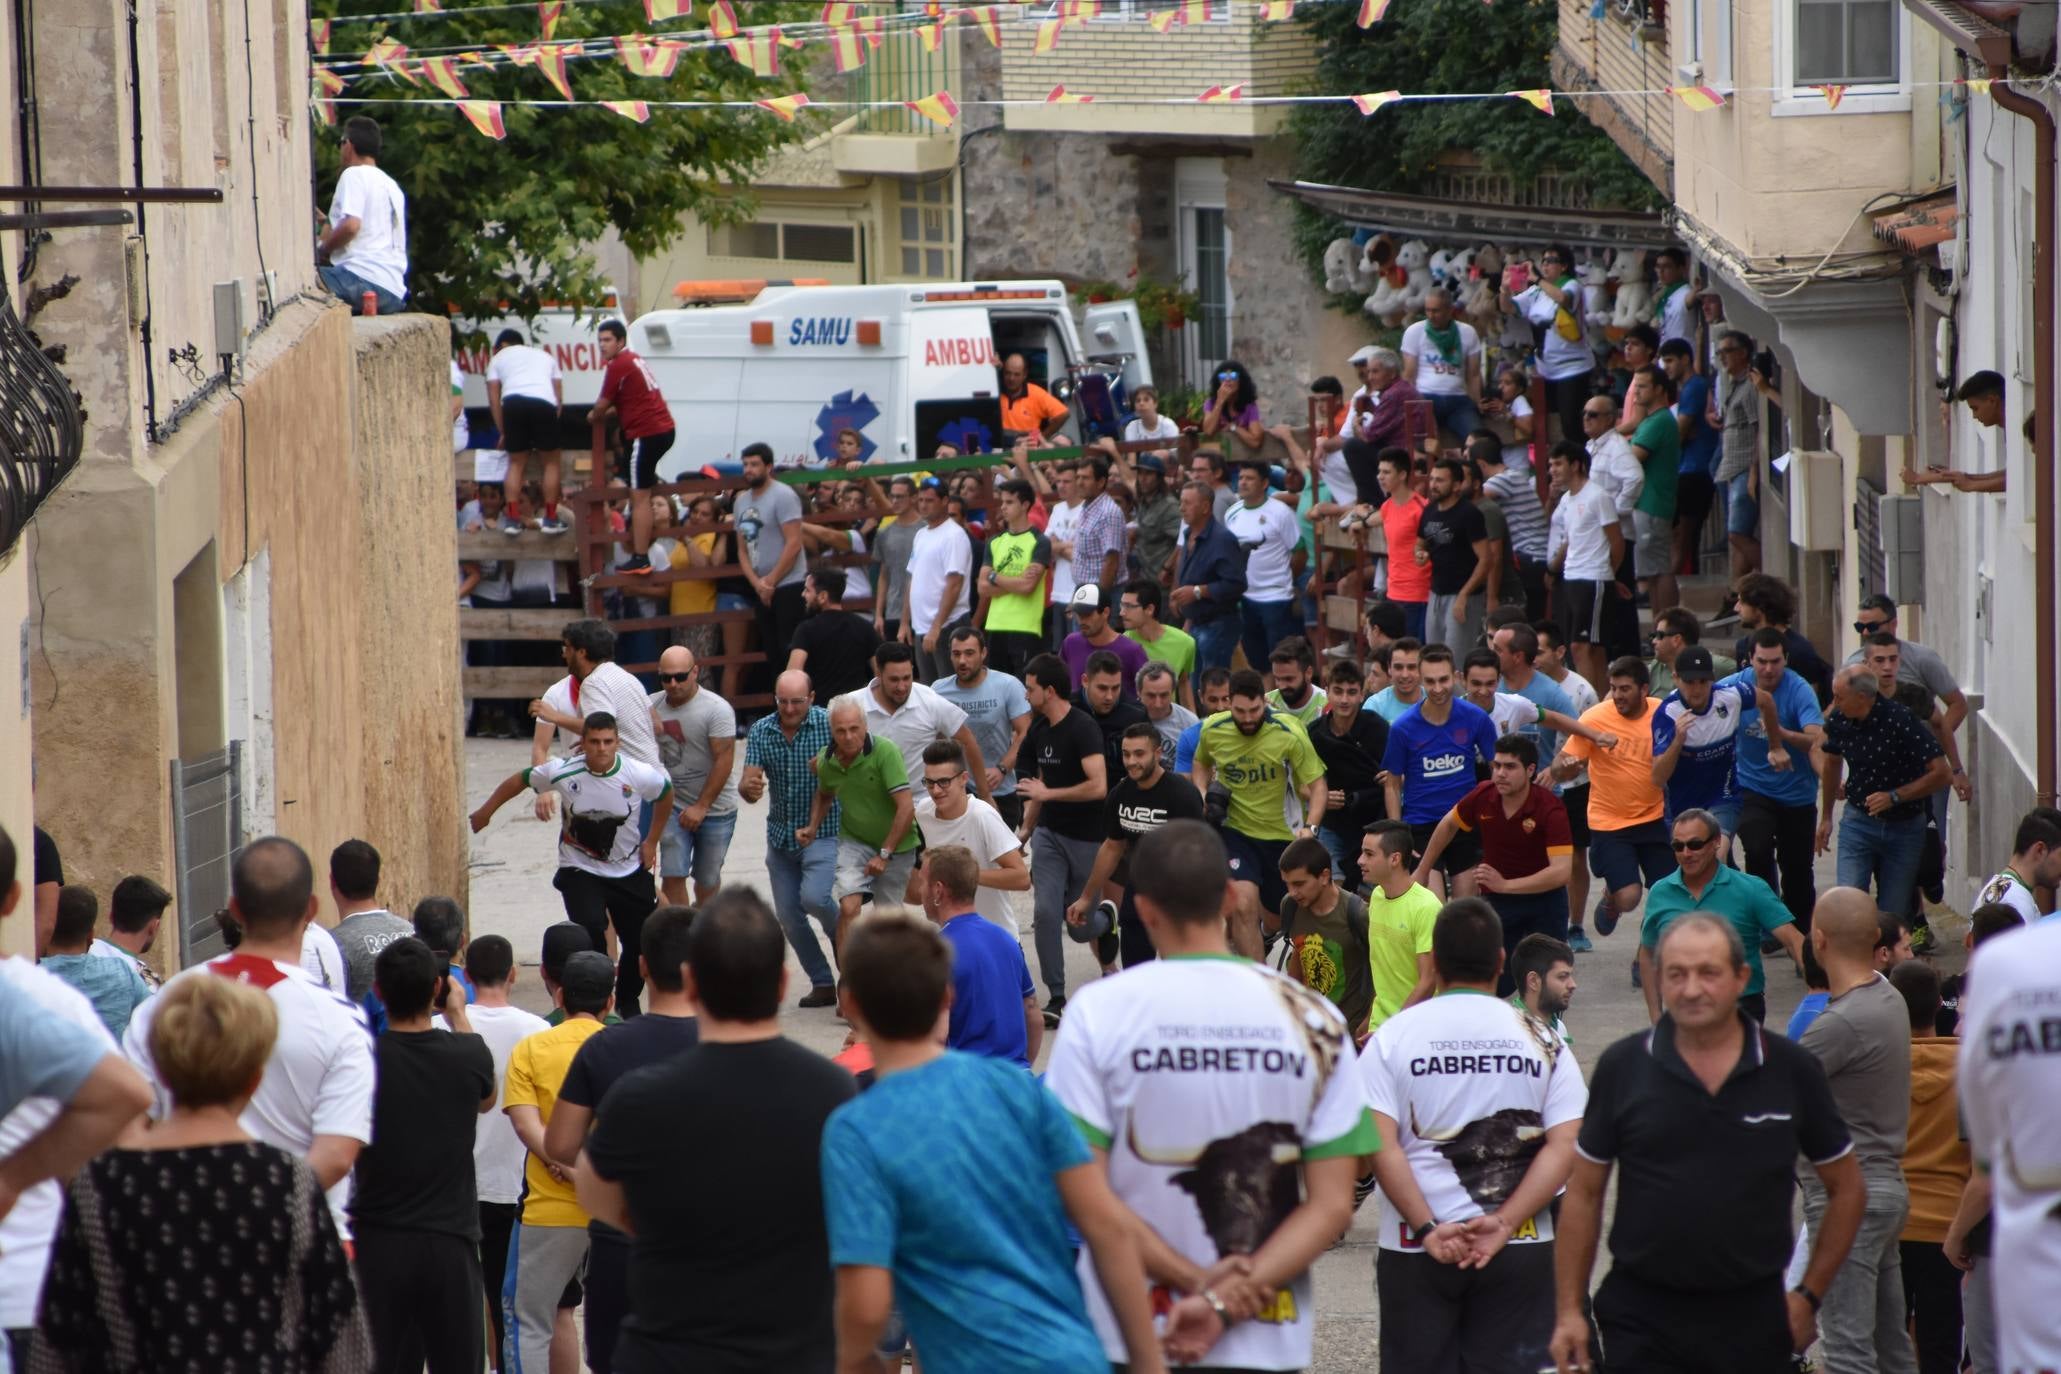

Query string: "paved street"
[[464, 736, 1968, 1372]]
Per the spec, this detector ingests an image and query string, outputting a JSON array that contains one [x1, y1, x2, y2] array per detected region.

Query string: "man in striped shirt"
[[1473, 433, 1548, 619]]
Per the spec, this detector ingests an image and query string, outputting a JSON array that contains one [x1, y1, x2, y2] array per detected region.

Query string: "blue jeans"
[[658, 807, 738, 890], [1429, 393, 1486, 444], [1836, 809, 1928, 920], [317, 263, 406, 315], [1390, 599, 1428, 640], [1189, 615, 1240, 673], [766, 835, 840, 989], [1239, 598, 1302, 675], [1317, 826, 1358, 884]]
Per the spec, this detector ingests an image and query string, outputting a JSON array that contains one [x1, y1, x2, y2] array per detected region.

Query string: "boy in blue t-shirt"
[[1379, 648, 1499, 892], [820, 914, 1165, 1374]]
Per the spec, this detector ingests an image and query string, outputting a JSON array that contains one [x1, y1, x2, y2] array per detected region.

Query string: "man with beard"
[[1357, 897, 1586, 1374], [786, 564, 880, 705], [848, 642, 992, 807], [1265, 637, 1327, 727], [1069, 723, 1205, 970], [1192, 670, 1328, 959], [931, 627, 1033, 831], [1509, 933, 1576, 1049], [1308, 661, 1389, 883]]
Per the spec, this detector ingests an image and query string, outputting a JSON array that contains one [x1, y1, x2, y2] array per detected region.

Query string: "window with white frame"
[[1794, 0, 1897, 85], [1683, 0, 1733, 89]]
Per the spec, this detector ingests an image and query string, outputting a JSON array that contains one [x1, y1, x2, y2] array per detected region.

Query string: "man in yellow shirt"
[[1550, 655, 1669, 974], [501, 950, 614, 1371], [1357, 820, 1440, 1036]]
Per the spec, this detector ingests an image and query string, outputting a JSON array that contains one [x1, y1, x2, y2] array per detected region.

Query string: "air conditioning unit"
[[1785, 448, 1844, 552], [1878, 492, 1924, 605]]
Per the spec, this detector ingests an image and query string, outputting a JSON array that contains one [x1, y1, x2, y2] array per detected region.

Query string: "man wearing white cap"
[[1061, 585, 1149, 697], [1325, 346, 1420, 500]]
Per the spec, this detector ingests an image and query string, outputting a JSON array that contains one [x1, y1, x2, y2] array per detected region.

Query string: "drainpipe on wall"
[[1986, 68, 2057, 805]]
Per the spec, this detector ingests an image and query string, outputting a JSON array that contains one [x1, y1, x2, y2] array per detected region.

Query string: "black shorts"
[[1555, 578, 1606, 645], [1560, 782, 1591, 847], [1376, 1243, 1556, 1373], [1223, 828, 1290, 915], [1410, 818, 1481, 877], [1675, 471, 1716, 530], [627, 428, 676, 489], [501, 395, 561, 453]]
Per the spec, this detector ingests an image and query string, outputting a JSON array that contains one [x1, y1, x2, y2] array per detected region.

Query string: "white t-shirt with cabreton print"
[[1357, 989, 1587, 1253], [1043, 955, 1378, 1371], [527, 755, 670, 879]]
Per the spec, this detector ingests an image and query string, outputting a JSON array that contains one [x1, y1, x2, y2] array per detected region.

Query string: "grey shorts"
[[1633, 510, 1672, 578], [832, 837, 921, 905]]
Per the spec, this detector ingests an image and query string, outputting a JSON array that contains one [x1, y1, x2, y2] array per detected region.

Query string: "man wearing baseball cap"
[[1650, 644, 1754, 841], [1061, 584, 1149, 698]]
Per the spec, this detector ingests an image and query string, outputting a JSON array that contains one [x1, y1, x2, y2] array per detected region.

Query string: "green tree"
[[1289, 0, 1662, 289], [313, 0, 809, 331]]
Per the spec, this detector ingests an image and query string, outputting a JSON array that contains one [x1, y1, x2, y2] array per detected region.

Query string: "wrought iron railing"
[[0, 272, 82, 557]]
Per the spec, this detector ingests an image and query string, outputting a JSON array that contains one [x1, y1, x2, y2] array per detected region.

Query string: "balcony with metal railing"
[[835, 25, 961, 177]]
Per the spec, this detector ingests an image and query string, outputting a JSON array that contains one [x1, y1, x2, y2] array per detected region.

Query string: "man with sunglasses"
[[912, 740, 1028, 939], [648, 645, 739, 908], [1636, 809, 1802, 1025], [1645, 608, 1734, 699]]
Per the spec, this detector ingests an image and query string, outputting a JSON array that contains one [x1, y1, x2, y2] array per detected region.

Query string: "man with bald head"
[[741, 670, 842, 1006], [999, 352, 1069, 442], [649, 644, 739, 906], [1797, 887, 1918, 1374], [1815, 666, 1948, 926], [1401, 287, 1486, 444], [799, 698, 919, 933]]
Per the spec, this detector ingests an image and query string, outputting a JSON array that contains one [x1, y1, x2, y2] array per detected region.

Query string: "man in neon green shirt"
[[1190, 669, 1328, 960], [1120, 578, 1196, 710], [1357, 820, 1440, 1033], [975, 478, 1052, 678]]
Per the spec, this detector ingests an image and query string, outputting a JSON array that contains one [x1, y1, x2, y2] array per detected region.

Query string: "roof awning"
[[1872, 192, 1958, 255], [1271, 180, 1673, 252]]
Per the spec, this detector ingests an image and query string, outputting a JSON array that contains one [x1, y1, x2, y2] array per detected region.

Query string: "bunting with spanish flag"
[[1511, 88, 1554, 115], [708, 0, 739, 37], [642, 0, 691, 20], [822, 1, 857, 22], [1034, 18, 1064, 52], [755, 91, 811, 120], [538, 1, 564, 38], [311, 18, 331, 53], [616, 36, 684, 78], [601, 99, 652, 122], [1149, 9, 1181, 31], [422, 56, 470, 99], [1351, 89, 1400, 115], [1197, 83, 1244, 102], [961, 6, 1000, 46], [1668, 84, 1726, 111], [1816, 83, 1846, 110], [415, 0, 441, 12], [916, 19, 949, 52], [1357, 0, 1390, 26], [725, 30, 782, 76], [1261, 1, 1295, 19], [534, 41, 577, 99], [830, 26, 875, 72], [905, 89, 960, 128], [1045, 84, 1092, 103], [458, 100, 507, 139]]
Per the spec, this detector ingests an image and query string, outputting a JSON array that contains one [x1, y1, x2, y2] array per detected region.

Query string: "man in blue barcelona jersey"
[[1382, 644, 1500, 899], [1649, 645, 1751, 839]]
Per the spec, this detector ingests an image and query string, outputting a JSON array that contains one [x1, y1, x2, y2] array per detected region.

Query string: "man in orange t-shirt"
[[1375, 447, 1431, 641], [999, 353, 1069, 441], [1550, 655, 1670, 959]]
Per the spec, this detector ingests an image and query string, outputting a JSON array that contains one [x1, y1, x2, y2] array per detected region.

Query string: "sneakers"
[[618, 553, 653, 575], [501, 522, 524, 539], [1593, 897, 1619, 937], [1568, 927, 1594, 954], [537, 515, 569, 535], [1043, 994, 1067, 1027], [797, 985, 837, 1009]]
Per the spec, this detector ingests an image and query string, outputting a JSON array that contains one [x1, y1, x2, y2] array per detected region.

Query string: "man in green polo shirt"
[[1628, 364, 1682, 625], [1637, 806, 1803, 1025], [1119, 578, 1196, 710], [975, 478, 1051, 678], [798, 698, 920, 932]]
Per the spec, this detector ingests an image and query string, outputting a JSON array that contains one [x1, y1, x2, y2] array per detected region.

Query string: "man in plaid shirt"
[[740, 669, 843, 1007], [1071, 456, 1129, 604]]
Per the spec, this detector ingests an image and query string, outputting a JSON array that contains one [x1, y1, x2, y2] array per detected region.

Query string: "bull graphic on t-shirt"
[[1409, 1104, 1546, 1210], [564, 808, 627, 860], [1131, 1118, 1303, 1258]]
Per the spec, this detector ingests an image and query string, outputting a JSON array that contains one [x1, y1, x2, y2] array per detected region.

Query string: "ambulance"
[[626, 279, 1152, 475]]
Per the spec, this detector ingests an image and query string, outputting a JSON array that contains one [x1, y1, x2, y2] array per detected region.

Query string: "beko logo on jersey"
[[1421, 752, 1469, 777]]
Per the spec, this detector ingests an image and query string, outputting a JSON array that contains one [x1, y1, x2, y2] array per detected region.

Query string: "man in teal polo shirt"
[[798, 698, 920, 933], [1637, 806, 1803, 1025]]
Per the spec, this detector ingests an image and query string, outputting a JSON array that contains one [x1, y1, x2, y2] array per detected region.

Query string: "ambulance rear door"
[[907, 307, 1004, 458]]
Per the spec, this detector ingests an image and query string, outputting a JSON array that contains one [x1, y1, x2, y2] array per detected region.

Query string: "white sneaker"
[[537, 516, 568, 535]]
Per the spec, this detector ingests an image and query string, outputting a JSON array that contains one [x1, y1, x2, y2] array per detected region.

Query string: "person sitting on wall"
[[316, 116, 409, 316]]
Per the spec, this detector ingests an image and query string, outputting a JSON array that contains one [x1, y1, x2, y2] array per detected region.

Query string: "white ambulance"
[[626, 279, 1152, 475]]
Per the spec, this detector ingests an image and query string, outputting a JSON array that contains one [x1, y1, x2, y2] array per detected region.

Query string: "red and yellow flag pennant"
[[538, 1, 565, 38], [958, 6, 1001, 45], [725, 30, 783, 76], [1356, 0, 1389, 25], [311, 18, 331, 52], [1149, 9, 1180, 31], [316, 97, 338, 125], [1179, 0, 1209, 23], [364, 37, 410, 71], [1511, 88, 1555, 115], [708, 0, 739, 37], [1815, 83, 1846, 110], [821, 2, 857, 22], [830, 26, 874, 72], [1045, 84, 1092, 103], [601, 100, 652, 122], [777, 29, 803, 48], [1058, 0, 1101, 17], [458, 100, 507, 140], [643, 0, 692, 20], [1197, 83, 1244, 102], [1350, 88, 1400, 115], [314, 68, 347, 96], [915, 19, 950, 52], [755, 91, 811, 121], [1034, 18, 1064, 51], [422, 56, 471, 99], [1668, 84, 1726, 111], [616, 36, 685, 77], [534, 41, 578, 99], [905, 89, 960, 128], [415, 0, 441, 11], [1963, 77, 1993, 95], [1260, 1, 1294, 20]]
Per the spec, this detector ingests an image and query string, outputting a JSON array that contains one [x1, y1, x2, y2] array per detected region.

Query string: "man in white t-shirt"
[[1357, 896, 1585, 1372], [903, 480, 974, 681], [1222, 463, 1303, 689], [1042, 465, 1084, 651], [849, 642, 992, 806], [1974, 808, 2061, 924], [913, 739, 1028, 939], [458, 933, 550, 1374], [122, 837, 377, 1240], [1546, 443, 1623, 687], [1044, 820, 1375, 1372], [316, 116, 408, 314], [1400, 289, 1486, 445], [471, 712, 673, 1015], [486, 328, 568, 533], [529, 618, 660, 771]]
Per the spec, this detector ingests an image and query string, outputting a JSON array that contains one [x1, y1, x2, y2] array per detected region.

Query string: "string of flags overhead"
[[326, 75, 2012, 139]]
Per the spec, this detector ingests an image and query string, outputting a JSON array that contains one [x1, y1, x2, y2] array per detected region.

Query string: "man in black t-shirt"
[[1069, 721, 1205, 970], [1416, 457, 1490, 653], [1017, 653, 1110, 1022], [1075, 650, 1150, 779], [1308, 659, 1390, 884], [786, 563, 881, 705], [576, 891, 855, 1374], [545, 906, 700, 1374], [351, 937, 497, 1374]]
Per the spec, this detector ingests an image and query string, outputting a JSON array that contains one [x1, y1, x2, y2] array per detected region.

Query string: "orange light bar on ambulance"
[[672, 278, 831, 305], [916, 289, 1057, 302]]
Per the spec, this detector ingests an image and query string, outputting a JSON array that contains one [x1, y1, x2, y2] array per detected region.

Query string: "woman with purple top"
[[1200, 359, 1266, 465]]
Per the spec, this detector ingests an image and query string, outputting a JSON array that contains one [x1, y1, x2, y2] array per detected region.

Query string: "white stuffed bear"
[[1323, 237, 1376, 295], [1443, 246, 1476, 296], [1577, 257, 1614, 355], [1607, 247, 1651, 329], [1427, 247, 1454, 295], [1464, 243, 1505, 334], [1374, 239, 1433, 326]]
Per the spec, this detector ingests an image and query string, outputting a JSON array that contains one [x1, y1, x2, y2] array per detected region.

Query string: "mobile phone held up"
[[1503, 262, 1533, 294]]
